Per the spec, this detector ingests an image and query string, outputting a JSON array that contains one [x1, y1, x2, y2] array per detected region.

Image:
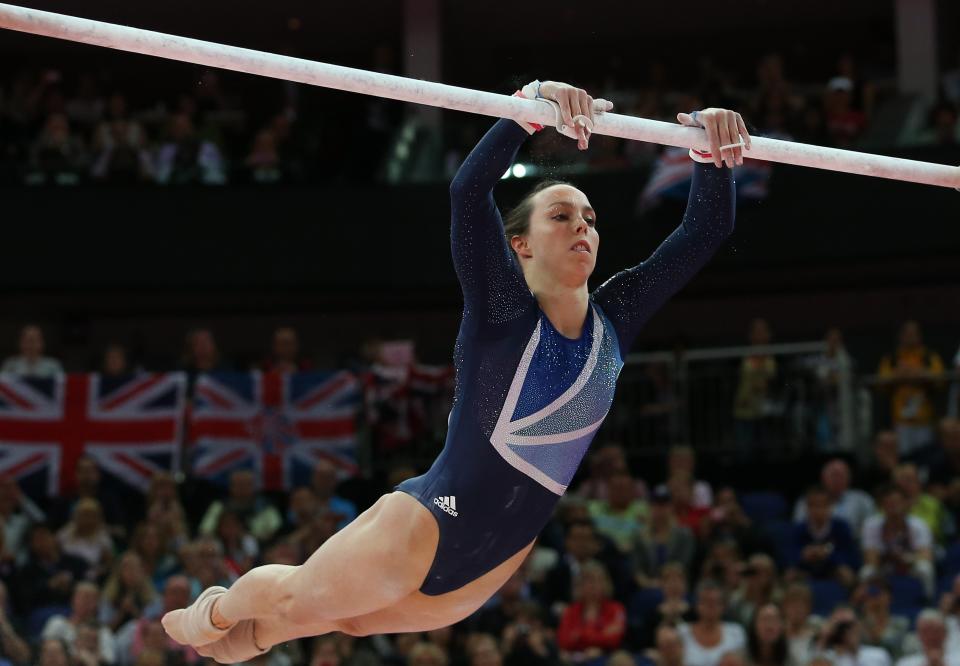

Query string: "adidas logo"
[[433, 495, 458, 517]]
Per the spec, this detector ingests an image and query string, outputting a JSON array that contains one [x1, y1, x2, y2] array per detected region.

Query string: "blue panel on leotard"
[[396, 117, 736, 595]]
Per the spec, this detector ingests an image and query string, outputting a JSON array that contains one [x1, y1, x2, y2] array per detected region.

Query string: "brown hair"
[[503, 179, 575, 250]]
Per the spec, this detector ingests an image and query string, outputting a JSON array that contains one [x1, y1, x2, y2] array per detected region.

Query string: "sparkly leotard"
[[397, 119, 735, 595]]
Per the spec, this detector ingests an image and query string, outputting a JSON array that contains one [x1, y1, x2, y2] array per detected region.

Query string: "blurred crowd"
[[0, 314, 960, 666], [2, 48, 958, 187]]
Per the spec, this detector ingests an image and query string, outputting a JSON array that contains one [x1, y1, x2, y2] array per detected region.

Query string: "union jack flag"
[[190, 371, 361, 490], [0, 373, 187, 495]]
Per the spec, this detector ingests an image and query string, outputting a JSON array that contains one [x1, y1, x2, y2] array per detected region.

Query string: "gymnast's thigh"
[[337, 539, 535, 636]]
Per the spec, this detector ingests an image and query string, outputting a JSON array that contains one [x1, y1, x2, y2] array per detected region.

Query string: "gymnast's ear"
[[510, 234, 532, 260]]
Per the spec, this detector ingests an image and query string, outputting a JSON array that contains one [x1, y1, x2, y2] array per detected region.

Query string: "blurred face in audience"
[[825, 327, 843, 353], [899, 321, 922, 349], [30, 526, 57, 559], [862, 582, 890, 615], [755, 604, 784, 644], [749, 318, 771, 346], [19, 325, 44, 358], [75, 457, 101, 492], [311, 636, 341, 666], [163, 576, 190, 612], [941, 419, 960, 454], [39, 639, 69, 666], [577, 567, 607, 604], [290, 487, 318, 523], [229, 470, 256, 503], [661, 565, 687, 599], [874, 431, 899, 466], [668, 448, 695, 476], [882, 489, 907, 521], [667, 475, 692, 508], [73, 500, 103, 534], [273, 328, 299, 362], [119, 552, 146, 587], [894, 465, 922, 499], [607, 473, 635, 510], [806, 490, 831, 528], [655, 626, 684, 664], [469, 635, 502, 666], [821, 460, 849, 497], [72, 584, 99, 619], [782, 587, 812, 626], [565, 524, 599, 561], [189, 329, 218, 369], [103, 345, 128, 376], [696, 587, 725, 624], [312, 461, 338, 499], [917, 616, 946, 651]]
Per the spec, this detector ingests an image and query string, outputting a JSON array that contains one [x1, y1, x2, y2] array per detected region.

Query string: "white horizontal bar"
[[1, 3, 958, 189]]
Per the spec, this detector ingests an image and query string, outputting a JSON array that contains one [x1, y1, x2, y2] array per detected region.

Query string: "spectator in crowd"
[[877, 321, 945, 457], [1, 324, 63, 377], [0, 580, 31, 664], [654, 446, 712, 509], [310, 459, 358, 531], [811, 327, 856, 452], [746, 603, 790, 666], [128, 523, 178, 591], [861, 485, 934, 598], [863, 431, 901, 495], [894, 463, 950, 543], [816, 606, 892, 666], [823, 76, 868, 146], [262, 326, 312, 373], [855, 578, 910, 660], [154, 112, 225, 185], [677, 581, 747, 666], [199, 469, 282, 542], [935, 573, 960, 654], [245, 128, 285, 184], [702, 487, 772, 559], [99, 551, 157, 632], [667, 473, 710, 537], [41, 582, 116, 664], [638, 624, 685, 666], [180, 536, 234, 598], [537, 519, 605, 614], [794, 458, 876, 537], [700, 539, 744, 594], [181, 328, 224, 394], [56, 498, 114, 581], [90, 93, 154, 183], [638, 562, 695, 647], [576, 443, 649, 503], [557, 561, 627, 662], [733, 318, 777, 457], [729, 554, 780, 626], [0, 474, 46, 564], [144, 473, 189, 555], [26, 112, 87, 185], [214, 509, 259, 577], [101, 343, 132, 378], [53, 456, 127, 538], [789, 485, 860, 585], [924, 419, 960, 509], [632, 487, 696, 586], [65, 74, 104, 131], [587, 470, 648, 553], [500, 601, 557, 666], [16, 523, 89, 634], [781, 582, 821, 666], [37, 637, 70, 666], [896, 609, 960, 666]]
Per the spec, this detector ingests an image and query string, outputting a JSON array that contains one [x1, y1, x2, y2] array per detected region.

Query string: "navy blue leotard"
[[397, 118, 735, 595]]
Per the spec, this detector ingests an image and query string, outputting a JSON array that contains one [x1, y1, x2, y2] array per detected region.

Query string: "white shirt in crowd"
[[677, 622, 746, 666], [896, 654, 960, 666], [794, 488, 876, 536], [861, 514, 933, 553], [821, 646, 891, 666], [0, 355, 63, 378], [42, 616, 117, 664]]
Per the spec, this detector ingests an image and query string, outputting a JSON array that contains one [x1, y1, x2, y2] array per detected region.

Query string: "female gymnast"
[[163, 80, 750, 662]]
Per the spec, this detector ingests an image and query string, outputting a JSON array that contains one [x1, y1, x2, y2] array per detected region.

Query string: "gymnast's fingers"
[[569, 89, 588, 150], [737, 113, 753, 151], [704, 111, 723, 168], [718, 111, 734, 168], [726, 111, 743, 166]]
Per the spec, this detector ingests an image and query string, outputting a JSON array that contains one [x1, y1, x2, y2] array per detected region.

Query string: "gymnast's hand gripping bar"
[[0, 2, 957, 189]]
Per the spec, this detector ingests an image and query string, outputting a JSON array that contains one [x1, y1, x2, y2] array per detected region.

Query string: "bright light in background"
[[511, 164, 527, 178]]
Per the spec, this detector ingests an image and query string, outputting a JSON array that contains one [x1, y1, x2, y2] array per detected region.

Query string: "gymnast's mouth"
[[570, 240, 591, 253]]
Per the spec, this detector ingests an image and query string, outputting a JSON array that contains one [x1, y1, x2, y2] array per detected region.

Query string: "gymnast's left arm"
[[592, 108, 750, 357]]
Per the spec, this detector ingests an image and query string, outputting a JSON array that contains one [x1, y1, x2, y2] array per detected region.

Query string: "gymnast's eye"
[[552, 214, 568, 221], [585, 217, 596, 226]]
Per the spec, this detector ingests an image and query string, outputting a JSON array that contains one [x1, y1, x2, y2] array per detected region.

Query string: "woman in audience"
[[100, 551, 157, 631], [678, 581, 747, 666], [781, 582, 821, 666], [557, 560, 627, 662], [56, 498, 114, 581], [855, 578, 909, 660], [746, 603, 791, 666]]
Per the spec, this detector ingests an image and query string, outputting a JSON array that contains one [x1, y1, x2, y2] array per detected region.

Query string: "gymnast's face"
[[511, 184, 598, 287]]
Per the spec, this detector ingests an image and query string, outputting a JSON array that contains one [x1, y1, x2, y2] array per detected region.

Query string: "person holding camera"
[[816, 606, 892, 666]]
